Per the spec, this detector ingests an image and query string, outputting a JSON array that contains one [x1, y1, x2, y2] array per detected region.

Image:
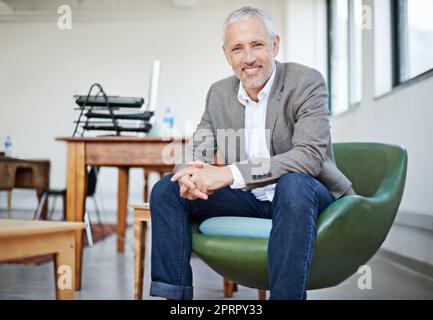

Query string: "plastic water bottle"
[[4, 135, 12, 157], [161, 106, 174, 137]]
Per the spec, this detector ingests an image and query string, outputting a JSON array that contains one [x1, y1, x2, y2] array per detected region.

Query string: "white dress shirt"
[[228, 66, 277, 202]]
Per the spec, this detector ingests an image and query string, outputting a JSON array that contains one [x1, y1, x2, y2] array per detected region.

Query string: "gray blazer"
[[175, 61, 355, 199]]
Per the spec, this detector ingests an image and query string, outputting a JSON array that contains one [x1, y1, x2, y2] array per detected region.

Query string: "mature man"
[[149, 6, 355, 300]]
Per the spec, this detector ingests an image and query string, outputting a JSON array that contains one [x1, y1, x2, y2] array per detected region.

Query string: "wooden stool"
[[131, 203, 151, 300], [0, 219, 85, 299], [131, 203, 266, 300]]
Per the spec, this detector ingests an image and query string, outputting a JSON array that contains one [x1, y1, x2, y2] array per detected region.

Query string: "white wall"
[[285, 0, 327, 77], [0, 0, 287, 209]]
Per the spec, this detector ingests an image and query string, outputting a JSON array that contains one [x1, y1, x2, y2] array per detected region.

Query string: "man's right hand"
[[178, 175, 209, 200]]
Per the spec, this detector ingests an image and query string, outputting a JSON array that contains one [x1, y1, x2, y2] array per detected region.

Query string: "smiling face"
[[223, 16, 280, 98]]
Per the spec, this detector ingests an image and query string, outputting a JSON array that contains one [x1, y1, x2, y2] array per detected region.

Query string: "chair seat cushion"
[[198, 216, 272, 239]]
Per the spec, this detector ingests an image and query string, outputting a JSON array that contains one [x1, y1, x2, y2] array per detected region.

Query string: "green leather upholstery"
[[191, 143, 408, 290]]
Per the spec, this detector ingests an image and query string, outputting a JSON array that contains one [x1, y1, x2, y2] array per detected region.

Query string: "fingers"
[[179, 175, 208, 200], [179, 175, 196, 190], [190, 188, 208, 200], [189, 172, 214, 195], [188, 160, 206, 169], [180, 184, 196, 200], [180, 185, 208, 200], [171, 167, 195, 182], [179, 176, 197, 200]]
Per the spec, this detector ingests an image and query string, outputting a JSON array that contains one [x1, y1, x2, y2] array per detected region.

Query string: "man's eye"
[[232, 47, 241, 52], [254, 43, 264, 47]]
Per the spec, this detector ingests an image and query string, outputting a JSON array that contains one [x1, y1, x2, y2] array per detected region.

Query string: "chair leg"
[[34, 192, 49, 220], [223, 278, 236, 298], [258, 289, 266, 300], [92, 196, 105, 239], [49, 196, 57, 220]]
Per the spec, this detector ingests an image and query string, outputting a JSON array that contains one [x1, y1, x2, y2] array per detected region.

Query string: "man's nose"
[[243, 48, 257, 64]]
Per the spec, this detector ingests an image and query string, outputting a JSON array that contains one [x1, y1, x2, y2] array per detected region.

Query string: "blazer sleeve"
[[233, 69, 330, 188], [173, 85, 217, 173]]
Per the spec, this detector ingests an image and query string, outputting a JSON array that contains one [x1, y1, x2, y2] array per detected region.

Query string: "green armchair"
[[191, 142, 408, 293]]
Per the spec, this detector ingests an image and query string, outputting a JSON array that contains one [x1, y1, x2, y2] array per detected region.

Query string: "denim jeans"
[[149, 172, 335, 300]]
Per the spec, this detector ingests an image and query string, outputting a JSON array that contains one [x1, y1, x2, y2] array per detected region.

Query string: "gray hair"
[[223, 6, 276, 45]]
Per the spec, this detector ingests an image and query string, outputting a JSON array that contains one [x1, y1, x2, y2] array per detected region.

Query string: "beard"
[[236, 61, 274, 90]]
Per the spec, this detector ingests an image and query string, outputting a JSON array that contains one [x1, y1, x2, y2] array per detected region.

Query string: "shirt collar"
[[238, 64, 277, 106]]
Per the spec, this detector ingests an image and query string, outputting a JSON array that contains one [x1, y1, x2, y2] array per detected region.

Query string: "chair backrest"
[[86, 166, 99, 196], [333, 142, 407, 198]]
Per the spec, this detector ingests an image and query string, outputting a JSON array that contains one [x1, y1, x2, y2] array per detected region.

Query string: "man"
[[149, 6, 355, 300]]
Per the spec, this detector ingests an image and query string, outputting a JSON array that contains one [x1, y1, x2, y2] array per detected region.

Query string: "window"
[[392, 0, 433, 84], [374, 0, 394, 96], [328, 0, 363, 115]]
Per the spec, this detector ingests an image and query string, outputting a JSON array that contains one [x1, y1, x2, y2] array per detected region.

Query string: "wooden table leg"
[[117, 167, 129, 252], [134, 219, 147, 300], [66, 142, 87, 291], [6, 190, 12, 218], [54, 232, 76, 300], [144, 169, 150, 202]]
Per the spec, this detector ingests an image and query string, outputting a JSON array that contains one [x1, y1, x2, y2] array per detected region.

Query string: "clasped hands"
[[171, 161, 234, 200]]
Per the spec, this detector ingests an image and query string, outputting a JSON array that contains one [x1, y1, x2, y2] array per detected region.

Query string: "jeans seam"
[[298, 186, 321, 299], [179, 208, 185, 290], [169, 178, 186, 295], [298, 208, 314, 299]]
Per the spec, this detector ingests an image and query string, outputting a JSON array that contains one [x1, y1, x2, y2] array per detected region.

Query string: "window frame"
[[391, 0, 433, 87], [327, 0, 362, 115]]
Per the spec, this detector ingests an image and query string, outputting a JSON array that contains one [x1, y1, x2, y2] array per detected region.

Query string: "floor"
[[1, 209, 433, 300]]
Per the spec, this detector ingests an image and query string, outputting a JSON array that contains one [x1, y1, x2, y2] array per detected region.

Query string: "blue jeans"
[[149, 172, 335, 300]]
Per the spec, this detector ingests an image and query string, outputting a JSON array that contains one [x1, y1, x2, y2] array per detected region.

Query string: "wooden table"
[[0, 156, 50, 218], [55, 136, 185, 290], [0, 219, 85, 299]]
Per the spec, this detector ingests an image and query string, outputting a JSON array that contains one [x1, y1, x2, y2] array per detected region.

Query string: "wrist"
[[222, 166, 234, 185]]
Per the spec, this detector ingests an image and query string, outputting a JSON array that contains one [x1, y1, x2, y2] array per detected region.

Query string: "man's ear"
[[272, 34, 280, 57]]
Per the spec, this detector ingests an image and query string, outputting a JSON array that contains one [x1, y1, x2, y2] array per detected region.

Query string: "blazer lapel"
[[266, 61, 286, 156], [228, 94, 247, 162], [229, 95, 244, 132]]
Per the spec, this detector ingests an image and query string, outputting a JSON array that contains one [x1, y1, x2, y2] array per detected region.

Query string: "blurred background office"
[[0, 0, 432, 299]]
